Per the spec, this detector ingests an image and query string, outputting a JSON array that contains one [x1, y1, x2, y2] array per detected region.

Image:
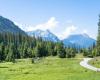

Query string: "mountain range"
[[27, 29, 60, 42], [27, 29, 96, 48], [0, 16, 25, 34], [63, 34, 96, 48], [0, 16, 96, 48]]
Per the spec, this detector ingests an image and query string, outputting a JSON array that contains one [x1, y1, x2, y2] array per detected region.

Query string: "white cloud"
[[58, 25, 77, 40], [82, 29, 88, 34], [82, 29, 96, 39], [28, 17, 59, 31], [15, 18, 95, 40], [15, 20, 77, 40], [14, 22, 28, 31], [14, 17, 59, 32]]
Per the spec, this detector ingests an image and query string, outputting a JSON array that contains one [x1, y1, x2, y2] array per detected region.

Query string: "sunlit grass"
[[0, 56, 99, 80], [89, 57, 100, 68]]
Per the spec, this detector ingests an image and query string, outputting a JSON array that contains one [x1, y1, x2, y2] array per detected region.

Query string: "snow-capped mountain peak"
[[27, 29, 60, 42], [63, 34, 96, 48], [27, 29, 96, 48], [82, 33, 90, 38]]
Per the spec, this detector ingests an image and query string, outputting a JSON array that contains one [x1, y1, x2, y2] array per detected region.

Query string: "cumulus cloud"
[[58, 25, 77, 39], [25, 17, 58, 31], [14, 17, 59, 32], [32, 17, 58, 31], [15, 19, 77, 40]]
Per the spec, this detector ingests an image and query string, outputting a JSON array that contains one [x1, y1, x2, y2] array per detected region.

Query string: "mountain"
[[27, 29, 96, 48], [27, 29, 60, 42], [0, 16, 26, 34], [0, 16, 96, 48], [63, 34, 96, 48]]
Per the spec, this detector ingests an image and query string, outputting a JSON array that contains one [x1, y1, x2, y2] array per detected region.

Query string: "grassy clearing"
[[0, 57, 99, 80], [75, 53, 84, 58], [89, 57, 100, 68]]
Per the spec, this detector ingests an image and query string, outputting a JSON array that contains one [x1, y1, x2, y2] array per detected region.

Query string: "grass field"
[[0, 56, 100, 80], [89, 57, 100, 68]]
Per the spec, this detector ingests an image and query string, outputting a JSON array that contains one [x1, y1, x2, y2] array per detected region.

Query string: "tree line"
[[0, 32, 77, 62]]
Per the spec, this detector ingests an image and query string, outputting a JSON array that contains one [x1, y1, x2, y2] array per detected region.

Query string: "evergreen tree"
[[83, 48, 88, 56], [6, 44, 16, 62], [0, 43, 5, 61], [34, 45, 40, 57], [97, 15, 100, 56], [66, 48, 76, 58], [92, 48, 97, 57], [57, 42, 66, 58], [46, 42, 54, 56]]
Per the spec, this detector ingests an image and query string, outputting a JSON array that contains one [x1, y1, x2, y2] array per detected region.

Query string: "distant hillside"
[[0, 16, 26, 34], [27, 29, 60, 42], [63, 34, 96, 48], [27, 29, 96, 48]]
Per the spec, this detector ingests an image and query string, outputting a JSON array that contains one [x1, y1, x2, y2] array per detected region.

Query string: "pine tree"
[[66, 48, 76, 58], [57, 42, 66, 58], [46, 42, 54, 56], [97, 15, 100, 56], [34, 45, 40, 57], [6, 44, 16, 62], [92, 48, 97, 57], [83, 48, 88, 56], [0, 42, 5, 61]]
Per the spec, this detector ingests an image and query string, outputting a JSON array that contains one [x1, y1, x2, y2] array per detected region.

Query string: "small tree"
[[57, 42, 66, 58], [34, 45, 40, 57], [92, 48, 97, 57], [66, 48, 76, 58], [83, 49, 88, 56], [31, 58, 34, 64], [6, 44, 16, 63]]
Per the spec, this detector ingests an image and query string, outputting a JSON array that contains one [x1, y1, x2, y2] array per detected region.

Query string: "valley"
[[0, 56, 100, 80], [0, 1, 100, 80]]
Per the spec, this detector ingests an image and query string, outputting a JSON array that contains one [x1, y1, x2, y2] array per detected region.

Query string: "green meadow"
[[89, 57, 100, 68], [0, 56, 100, 80]]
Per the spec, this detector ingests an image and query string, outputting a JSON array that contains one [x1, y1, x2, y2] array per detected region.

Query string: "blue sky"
[[0, 0, 99, 39]]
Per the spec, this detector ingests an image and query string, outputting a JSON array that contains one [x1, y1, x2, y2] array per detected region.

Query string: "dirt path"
[[80, 58, 100, 72]]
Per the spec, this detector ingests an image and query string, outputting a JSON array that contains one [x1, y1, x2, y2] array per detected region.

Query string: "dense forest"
[[0, 32, 97, 63], [0, 32, 77, 62]]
